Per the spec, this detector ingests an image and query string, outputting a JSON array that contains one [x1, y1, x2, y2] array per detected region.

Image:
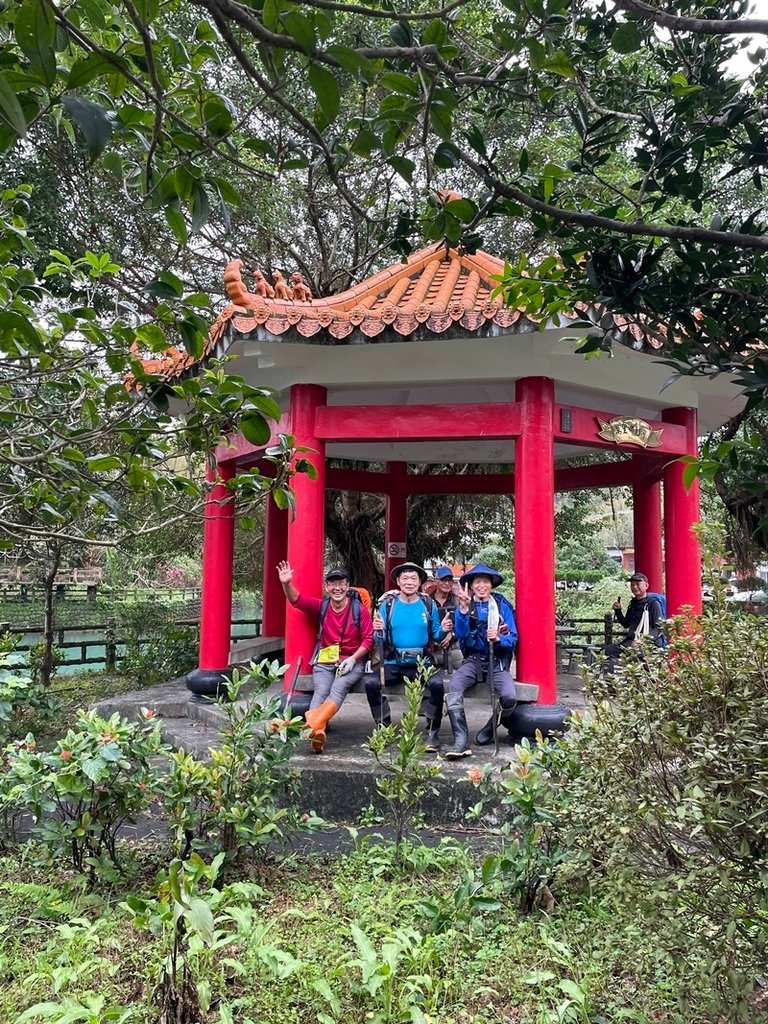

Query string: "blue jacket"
[[454, 594, 517, 659]]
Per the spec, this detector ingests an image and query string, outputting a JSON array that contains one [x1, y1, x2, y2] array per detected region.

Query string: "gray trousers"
[[447, 656, 516, 704], [310, 661, 366, 708]]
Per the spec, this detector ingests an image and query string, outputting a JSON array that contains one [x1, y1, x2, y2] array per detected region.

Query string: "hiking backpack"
[[647, 591, 668, 648], [378, 591, 436, 662], [312, 588, 364, 662]]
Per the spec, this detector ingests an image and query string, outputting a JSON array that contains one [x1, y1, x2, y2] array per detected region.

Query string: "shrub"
[[0, 708, 164, 876], [0, 633, 58, 746], [162, 660, 317, 867], [365, 665, 442, 859], [545, 590, 768, 1019], [122, 623, 199, 684]]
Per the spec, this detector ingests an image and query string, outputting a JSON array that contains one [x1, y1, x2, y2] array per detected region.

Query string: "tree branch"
[[612, 0, 768, 37]]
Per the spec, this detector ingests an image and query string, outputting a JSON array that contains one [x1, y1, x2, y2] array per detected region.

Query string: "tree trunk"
[[39, 543, 62, 687]]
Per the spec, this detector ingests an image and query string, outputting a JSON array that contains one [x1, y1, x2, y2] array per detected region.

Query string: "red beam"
[[315, 403, 521, 442], [554, 461, 635, 491], [555, 404, 687, 455]]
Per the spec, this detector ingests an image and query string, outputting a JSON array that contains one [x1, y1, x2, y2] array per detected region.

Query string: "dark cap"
[[324, 567, 349, 582], [434, 566, 454, 580], [629, 572, 648, 583], [390, 561, 428, 584]]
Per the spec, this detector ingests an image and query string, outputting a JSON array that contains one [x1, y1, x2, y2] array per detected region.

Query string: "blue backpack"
[[647, 592, 667, 648]]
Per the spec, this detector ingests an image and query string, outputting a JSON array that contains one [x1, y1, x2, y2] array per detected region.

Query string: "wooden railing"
[[0, 617, 262, 672]]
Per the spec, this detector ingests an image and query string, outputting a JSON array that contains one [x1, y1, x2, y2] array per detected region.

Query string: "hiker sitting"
[[445, 564, 518, 759], [424, 566, 464, 670], [277, 561, 373, 754], [366, 561, 451, 753], [604, 571, 663, 673]]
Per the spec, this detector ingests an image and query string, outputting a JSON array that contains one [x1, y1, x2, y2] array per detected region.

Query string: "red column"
[[632, 461, 663, 592], [662, 407, 701, 615], [198, 460, 236, 671], [385, 461, 409, 584], [514, 377, 557, 703], [284, 384, 327, 686], [261, 497, 288, 637]]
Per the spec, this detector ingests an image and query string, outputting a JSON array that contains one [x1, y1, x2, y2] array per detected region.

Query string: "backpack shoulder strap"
[[317, 596, 331, 640]]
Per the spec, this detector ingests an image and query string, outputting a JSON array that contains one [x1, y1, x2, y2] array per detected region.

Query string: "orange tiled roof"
[[221, 243, 556, 341], [134, 243, 655, 380]]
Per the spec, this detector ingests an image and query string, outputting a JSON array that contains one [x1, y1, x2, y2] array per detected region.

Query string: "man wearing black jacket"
[[604, 571, 663, 672]]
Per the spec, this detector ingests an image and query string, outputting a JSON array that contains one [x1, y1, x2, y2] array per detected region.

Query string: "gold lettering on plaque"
[[596, 416, 663, 448]]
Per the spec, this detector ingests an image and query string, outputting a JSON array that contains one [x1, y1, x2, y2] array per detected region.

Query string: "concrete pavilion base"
[[95, 676, 587, 827]]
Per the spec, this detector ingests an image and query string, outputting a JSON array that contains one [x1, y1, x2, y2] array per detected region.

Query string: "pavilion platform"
[[95, 673, 588, 827]]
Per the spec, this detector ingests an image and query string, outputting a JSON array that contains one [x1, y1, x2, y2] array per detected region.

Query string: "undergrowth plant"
[[0, 633, 58, 746], [466, 740, 576, 914], [0, 708, 164, 877], [544, 561, 768, 1021], [163, 659, 318, 867]]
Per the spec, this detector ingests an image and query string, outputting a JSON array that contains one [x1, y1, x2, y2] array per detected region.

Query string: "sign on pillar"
[[387, 542, 406, 559]]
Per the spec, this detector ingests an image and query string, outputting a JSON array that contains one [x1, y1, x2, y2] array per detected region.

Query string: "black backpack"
[[379, 592, 436, 662]]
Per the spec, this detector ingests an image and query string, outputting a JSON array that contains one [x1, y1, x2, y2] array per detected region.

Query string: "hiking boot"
[[303, 699, 339, 754], [444, 693, 472, 759], [424, 719, 440, 752]]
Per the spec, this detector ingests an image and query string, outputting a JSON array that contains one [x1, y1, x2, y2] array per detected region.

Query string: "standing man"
[[277, 561, 373, 753], [445, 564, 518, 759], [604, 571, 663, 672], [366, 562, 452, 752]]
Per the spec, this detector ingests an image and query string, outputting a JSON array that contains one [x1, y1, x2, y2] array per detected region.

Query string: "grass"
[[0, 844, 744, 1024]]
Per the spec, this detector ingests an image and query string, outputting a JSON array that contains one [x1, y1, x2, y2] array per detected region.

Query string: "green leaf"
[[281, 12, 316, 53], [308, 64, 340, 123], [15, 0, 57, 87], [61, 95, 114, 160], [190, 184, 210, 233], [422, 18, 447, 47], [165, 206, 188, 245], [611, 22, 642, 54], [542, 50, 576, 78], [0, 72, 27, 138], [187, 897, 215, 944], [67, 53, 120, 90], [434, 141, 460, 168], [379, 71, 420, 97], [326, 44, 376, 83], [388, 156, 415, 183], [390, 21, 413, 46], [240, 413, 272, 446], [444, 198, 477, 221], [87, 455, 123, 472]]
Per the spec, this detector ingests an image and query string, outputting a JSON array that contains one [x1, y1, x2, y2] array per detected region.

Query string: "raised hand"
[[277, 560, 294, 584], [457, 582, 471, 612]]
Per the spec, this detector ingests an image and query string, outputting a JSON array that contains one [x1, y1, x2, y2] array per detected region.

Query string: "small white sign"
[[387, 542, 407, 558]]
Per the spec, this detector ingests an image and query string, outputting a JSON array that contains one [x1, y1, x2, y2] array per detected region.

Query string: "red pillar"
[[514, 377, 557, 703], [284, 384, 326, 686], [385, 461, 409, 584], [197, 461, 236, 674], [261, 497, 288, 637], [632, 462, 663, 592], [662, 407, 701, 615]]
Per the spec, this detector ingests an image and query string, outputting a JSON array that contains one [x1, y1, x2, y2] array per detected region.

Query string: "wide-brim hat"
[[390, 561, 428, 584], [460, 563, 504, 588]]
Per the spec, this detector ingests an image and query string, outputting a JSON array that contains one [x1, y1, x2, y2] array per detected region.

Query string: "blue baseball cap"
[[434, 566, 454, 580]]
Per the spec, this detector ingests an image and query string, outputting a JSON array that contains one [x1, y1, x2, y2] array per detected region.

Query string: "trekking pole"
[[286, 655, 303, 712], [488, 641, 499, 755], [375, 597, 387, 727]]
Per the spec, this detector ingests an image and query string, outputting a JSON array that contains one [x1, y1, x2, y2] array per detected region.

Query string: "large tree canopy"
[[3, 0, 768, 377], [3, 0, 768, 569]]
